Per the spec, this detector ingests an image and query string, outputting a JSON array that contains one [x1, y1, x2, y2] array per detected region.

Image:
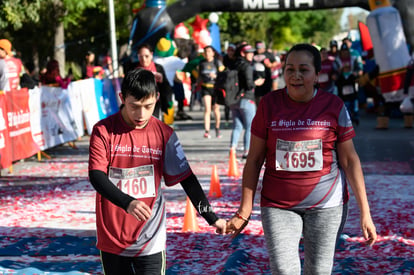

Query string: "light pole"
[[108, 0, 119, 78]]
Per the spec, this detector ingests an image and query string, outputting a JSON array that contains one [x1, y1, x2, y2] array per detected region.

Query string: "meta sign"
[[243, 0, 314, 9]]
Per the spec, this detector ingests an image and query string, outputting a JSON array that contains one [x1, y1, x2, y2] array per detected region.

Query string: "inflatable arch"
[[129, 0, 413, 52], [129, 0, 414, 123]]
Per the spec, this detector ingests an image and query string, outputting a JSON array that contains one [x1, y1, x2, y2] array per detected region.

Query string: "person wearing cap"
[[335, 43, 363, 126], [253, 41, 279, 106], [342, 37, 363, 69], [229, 44, 264, 159], [0, 41, 9, 92], [328, 40, 339, 62], [0, 39, 23, 91]]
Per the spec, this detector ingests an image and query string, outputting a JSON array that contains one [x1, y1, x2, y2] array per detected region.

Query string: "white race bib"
[[318, 73, 329, 83], [276, 139, 323, 172], [109, 165, 156, 198], [342, 85, 355, 95]]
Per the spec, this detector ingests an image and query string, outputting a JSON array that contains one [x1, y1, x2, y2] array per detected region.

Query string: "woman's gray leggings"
[[261, 204, 347, 275]]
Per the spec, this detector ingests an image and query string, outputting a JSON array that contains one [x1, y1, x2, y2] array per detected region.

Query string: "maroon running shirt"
[[252, 88, 354, 209], [89, 112, 192, 256]]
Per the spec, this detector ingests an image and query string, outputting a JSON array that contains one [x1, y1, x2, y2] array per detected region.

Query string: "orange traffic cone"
[[209, 165, 222, 198], [182, 197, 199, 232], [228, 148, 240, 178]]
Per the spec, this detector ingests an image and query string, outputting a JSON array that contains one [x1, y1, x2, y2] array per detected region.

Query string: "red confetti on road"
[[0, 144, 413, 274]]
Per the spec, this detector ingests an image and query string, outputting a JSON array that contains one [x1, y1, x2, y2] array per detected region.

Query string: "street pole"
[[108, 0, 119, 78]]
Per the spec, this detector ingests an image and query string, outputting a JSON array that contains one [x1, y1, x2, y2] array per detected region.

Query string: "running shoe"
[[215, 128, 222, 138]]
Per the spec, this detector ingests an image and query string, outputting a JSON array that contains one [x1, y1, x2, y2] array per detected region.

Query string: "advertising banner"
[[6, 89, 39, 162], [39, 86, 79, 149], [0, 93, 11, 169]]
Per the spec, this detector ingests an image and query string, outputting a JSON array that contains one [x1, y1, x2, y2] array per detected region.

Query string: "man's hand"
[[127, 200, 152, 222], [213, 218, 227, 235]]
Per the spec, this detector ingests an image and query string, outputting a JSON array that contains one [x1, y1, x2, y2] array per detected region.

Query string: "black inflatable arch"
[[129, 0, 414, 53]]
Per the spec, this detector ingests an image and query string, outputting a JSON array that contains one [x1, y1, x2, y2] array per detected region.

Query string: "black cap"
[[329, 40, 338, 47]]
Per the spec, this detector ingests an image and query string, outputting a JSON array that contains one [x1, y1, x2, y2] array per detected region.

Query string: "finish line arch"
[[129, 0, 413, 52]]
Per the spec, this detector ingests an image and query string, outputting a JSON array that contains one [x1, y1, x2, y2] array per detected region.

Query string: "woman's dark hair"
[[285, 43, 322, 74], [40, 59, 61, 84], [137, 43, 153, 53], [121, 68, 158, 100]]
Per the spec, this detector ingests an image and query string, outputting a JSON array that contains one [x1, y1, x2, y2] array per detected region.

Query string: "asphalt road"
[[2, 106, 413, 176]]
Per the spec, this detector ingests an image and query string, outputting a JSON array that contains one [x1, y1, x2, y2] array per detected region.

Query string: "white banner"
[[68, 81, 88, 137], [29, 87, 44, 149], [77, 79, 101, 135], [39, 86, 79, 149]]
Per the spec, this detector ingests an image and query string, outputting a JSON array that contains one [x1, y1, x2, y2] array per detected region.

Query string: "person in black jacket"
[[230, 44, 264, 158], [126, 44, 172, 120]]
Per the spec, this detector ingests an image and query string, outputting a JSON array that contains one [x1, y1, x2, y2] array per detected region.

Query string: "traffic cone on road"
[[182, 197, 199, 232], [228, 148, 240, 178], [209, 165, 222, 198]]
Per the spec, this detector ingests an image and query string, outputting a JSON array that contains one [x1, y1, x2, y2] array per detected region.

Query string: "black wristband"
[[180, 173, 219, 226]]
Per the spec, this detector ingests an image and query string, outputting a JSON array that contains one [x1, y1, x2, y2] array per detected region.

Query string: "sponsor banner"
[[39, 86, 78, 149], [102, 78, 120, 118], [78, 78, 100, 135], [1, 79, 120, 164], [0, 93, 11, 169], [78, 78, 120, 135], [29, 87, 45, 150], [68, 81, 89, 138], [78, 79, 101, 135], [5, 89, 39, 161]]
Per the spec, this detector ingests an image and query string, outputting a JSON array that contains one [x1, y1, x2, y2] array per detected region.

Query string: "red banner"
[[0, 93, 12, 169], [6, 89, 39, 162]]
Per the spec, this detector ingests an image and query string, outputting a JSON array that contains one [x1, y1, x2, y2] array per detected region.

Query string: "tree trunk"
[[54, 21, 66, 77]]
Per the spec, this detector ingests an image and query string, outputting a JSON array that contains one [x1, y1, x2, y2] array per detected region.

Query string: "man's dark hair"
[[285, 43, 322, 74], [121, 68, 158, 100]]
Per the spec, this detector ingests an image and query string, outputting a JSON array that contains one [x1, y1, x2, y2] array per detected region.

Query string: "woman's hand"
[[226, 212, 250, 238], [361, 215, 377, 246]]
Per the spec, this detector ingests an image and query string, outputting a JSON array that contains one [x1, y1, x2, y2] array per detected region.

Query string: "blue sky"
[[341, 7, 370, 28]]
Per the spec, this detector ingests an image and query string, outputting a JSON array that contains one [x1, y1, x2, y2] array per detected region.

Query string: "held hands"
[[213, 218, 227, 235], [127, 200, 152, 222], [226, 212, 250, 238], [214, 211, 250, 236]]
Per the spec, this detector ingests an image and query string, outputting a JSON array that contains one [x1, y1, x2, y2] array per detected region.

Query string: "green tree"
[[218, 9, 342, 51], [1, 0, 344, 77], [0, 0, 41, 30], [1, 0, 102, 76]]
